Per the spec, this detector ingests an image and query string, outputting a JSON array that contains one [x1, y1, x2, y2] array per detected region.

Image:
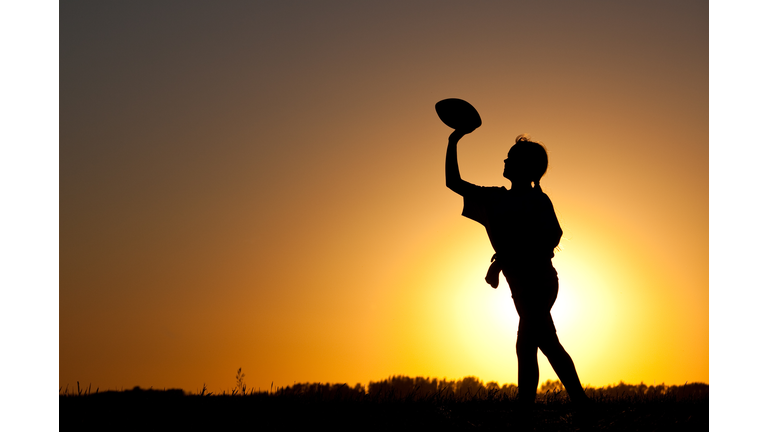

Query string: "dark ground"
[[60, 388, 707, 431]]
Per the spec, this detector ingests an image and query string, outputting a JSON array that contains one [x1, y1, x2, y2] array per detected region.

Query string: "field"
[[60, 376, 708, 431]]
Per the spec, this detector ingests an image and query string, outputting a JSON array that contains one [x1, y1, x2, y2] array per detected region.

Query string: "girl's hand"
[[449, 129, 467, 144]]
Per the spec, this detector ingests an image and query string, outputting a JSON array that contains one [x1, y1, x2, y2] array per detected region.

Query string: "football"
[[435, 98, 482, 133]]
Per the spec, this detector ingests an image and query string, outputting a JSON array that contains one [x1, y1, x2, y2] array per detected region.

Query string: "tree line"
[[274, 375, 707, 401]]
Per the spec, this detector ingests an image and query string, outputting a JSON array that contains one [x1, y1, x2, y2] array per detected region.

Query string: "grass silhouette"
[[60, 371, 707, 430]]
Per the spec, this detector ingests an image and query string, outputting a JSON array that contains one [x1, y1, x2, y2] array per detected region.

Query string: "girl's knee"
[[539, 338, 565, 357]]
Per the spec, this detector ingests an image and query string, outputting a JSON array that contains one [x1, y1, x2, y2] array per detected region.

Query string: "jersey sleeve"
[[461, 185, 503, 227]]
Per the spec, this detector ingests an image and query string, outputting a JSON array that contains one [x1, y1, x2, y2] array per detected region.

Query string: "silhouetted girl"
[[445, 130, 589, 404]]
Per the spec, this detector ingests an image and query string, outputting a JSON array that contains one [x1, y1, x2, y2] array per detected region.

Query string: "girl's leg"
[[539, 336, 588, 402], [516, 330, 539, 403], [507, 270, 559, 403]]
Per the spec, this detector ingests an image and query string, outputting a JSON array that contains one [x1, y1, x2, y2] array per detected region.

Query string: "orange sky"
[[60, 1, 708, 393]]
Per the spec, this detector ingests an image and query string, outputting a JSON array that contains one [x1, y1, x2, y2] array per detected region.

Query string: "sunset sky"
[[56, 1, 711, 394]]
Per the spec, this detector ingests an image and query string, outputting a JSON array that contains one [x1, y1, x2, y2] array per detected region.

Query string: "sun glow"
[[379, 195, 699, 388], [380, 218, 615, 385]]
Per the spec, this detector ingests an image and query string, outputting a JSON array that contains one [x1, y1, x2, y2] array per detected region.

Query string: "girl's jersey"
[[461, 184, 562, 269]]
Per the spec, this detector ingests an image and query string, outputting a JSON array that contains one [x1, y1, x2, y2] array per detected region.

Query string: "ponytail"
[[533, 179, 543, 193]]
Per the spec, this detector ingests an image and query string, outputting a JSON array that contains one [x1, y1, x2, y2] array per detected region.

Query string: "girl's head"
[[503, 134, 548, 191]]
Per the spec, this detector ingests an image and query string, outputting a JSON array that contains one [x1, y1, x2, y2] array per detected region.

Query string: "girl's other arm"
[[445, 130, 473, 195], [543, 195, 563, 248]]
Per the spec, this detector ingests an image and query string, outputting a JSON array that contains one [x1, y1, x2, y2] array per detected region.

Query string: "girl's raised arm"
[[445, 130, 473, 196]]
